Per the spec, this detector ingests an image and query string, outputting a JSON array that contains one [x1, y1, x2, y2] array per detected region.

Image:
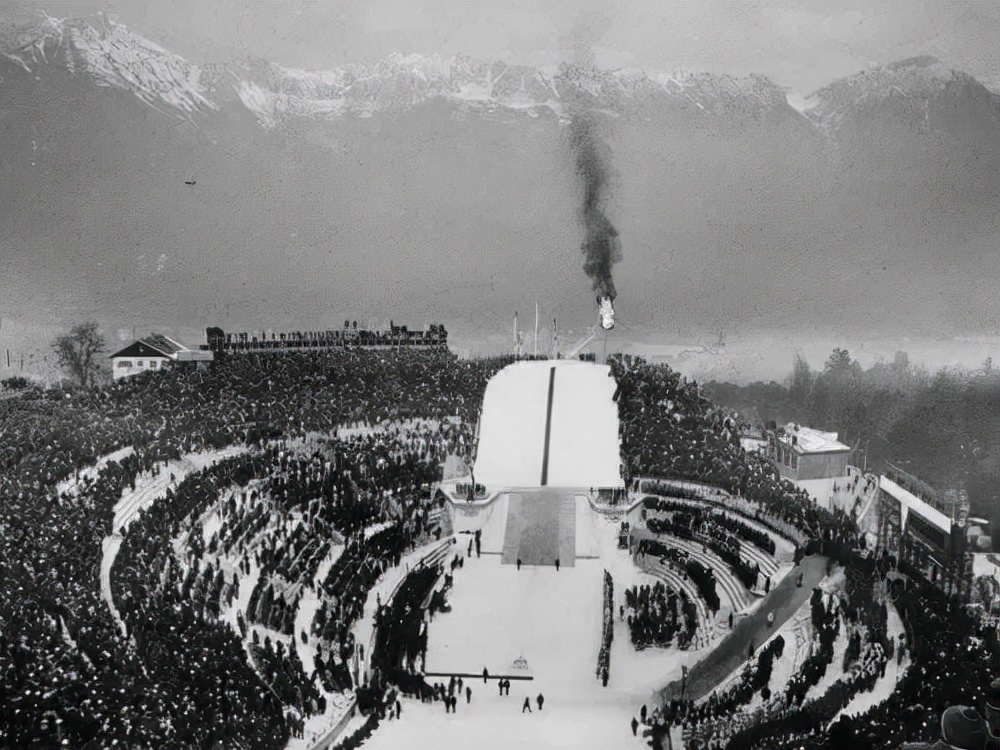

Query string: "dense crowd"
[[681, 634, 785, 748], [644, 501, 761, 591], [4, 346, 999, 749], [1, 349, 505, 748], [598, 571, 614, 686], [784, 588, 842, 707], [637, 537, 721, 613], [624, 582, 698, 650], [612, 355, 856, 546], [613, 357, 1000, 750]]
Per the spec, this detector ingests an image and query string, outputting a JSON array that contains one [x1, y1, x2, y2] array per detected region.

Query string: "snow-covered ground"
[[795, 473, 871, 513], [99, 446, 246, 633], [453, 494, 508, 554], [221, 557, 260, 633], [363, 502, 686, 750], [294, 543, 344, 671], [972, 553, 1000, 579]]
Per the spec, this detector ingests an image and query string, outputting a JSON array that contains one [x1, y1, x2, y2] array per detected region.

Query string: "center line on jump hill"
[[539, 366, 556, 486]]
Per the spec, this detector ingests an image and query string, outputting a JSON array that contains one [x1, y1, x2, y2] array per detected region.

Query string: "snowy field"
[[473, 360, 621, 489], [364, 499, 687, 750]]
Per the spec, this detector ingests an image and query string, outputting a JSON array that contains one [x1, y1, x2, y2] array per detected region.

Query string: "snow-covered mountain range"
[[1, 8, 997, 366], [5, 10, 996, 131]]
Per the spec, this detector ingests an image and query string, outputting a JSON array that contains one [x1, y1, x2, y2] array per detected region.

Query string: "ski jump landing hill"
[[473, 359, 622, 490], [364, 361, 663, 750], [453, 359, 624, 567]]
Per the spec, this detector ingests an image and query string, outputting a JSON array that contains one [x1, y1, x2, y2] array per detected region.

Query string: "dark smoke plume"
[[570, 112, 621, 300]]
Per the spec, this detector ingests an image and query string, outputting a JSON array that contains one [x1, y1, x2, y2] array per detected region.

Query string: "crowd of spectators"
[[313, 524, 435, 694], [636, 537, 721, 613], [598, 570, 614, 686], [784, 588, 842, 706], [624, 582, 698, 651], [681, 634, 785, 748], [611, 357, 1000, 750], [6, 344, 1000, 749], [643, 501, 761, 591], [1, 348, 504, 748], [611, 355, 856, 546]]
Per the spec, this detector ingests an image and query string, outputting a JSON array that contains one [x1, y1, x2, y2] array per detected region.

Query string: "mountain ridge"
[[1, 7, 997, 356], [5, 9, 997, 132]]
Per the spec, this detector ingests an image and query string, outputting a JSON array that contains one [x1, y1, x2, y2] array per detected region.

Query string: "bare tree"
[[52, 321, 106, 388]]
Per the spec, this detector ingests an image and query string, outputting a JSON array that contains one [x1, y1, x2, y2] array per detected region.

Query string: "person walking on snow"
[[555, 558, 560, 571], [522, 697, 532, 713], [466, 686, 472, 704], [537, 693, 544, 711]]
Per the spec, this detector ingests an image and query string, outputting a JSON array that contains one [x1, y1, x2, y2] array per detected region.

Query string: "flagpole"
[[533, 302, 539, 358]]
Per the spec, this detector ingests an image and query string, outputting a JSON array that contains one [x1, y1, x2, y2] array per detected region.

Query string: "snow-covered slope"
[[2, 12, 216, 116], [802, 55, 1000, 131]]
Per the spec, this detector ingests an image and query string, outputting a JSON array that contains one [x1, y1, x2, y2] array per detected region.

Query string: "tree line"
[[705, 349, 1000, 545]]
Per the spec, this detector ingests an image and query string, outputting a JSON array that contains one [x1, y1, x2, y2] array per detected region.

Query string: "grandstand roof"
[[880, 475, 952, 535]]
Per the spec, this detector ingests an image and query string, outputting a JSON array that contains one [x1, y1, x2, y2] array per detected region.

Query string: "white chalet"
[[109, 334, 212, 381]]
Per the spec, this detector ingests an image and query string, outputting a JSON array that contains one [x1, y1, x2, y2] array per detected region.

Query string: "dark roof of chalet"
[[109, 340, 174, 359]]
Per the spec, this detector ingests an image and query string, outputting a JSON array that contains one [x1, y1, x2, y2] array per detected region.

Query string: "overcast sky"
[[26, 0, 1000, 93], [3, 0, 998, 380]]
